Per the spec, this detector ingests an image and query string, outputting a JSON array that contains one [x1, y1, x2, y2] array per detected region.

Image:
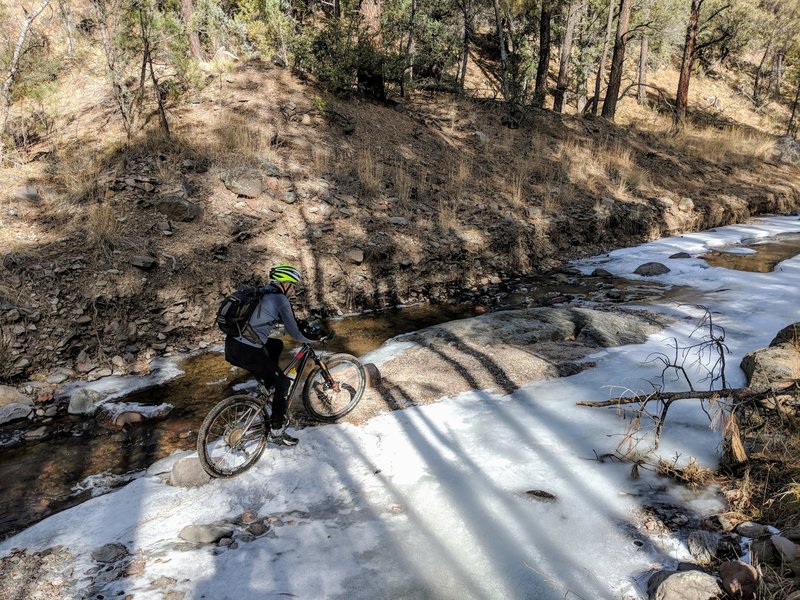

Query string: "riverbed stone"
[[178, 524, 233, 544], [0, 387, 34, 424], [687, 530, 721, 564], [170, 457, 211, 487], [364, 363, 381, 388], [634, 262, 671, 276], [734, 521, 772, 538], [68, 388, 106, 414], [740, 343, 800, 393], [0, 385, 31, 406]]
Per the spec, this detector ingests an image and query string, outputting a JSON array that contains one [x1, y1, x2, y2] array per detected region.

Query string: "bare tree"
[[58, 0, 74, 56], [601, 0, 632, 120], [492, 0, 509, 99], [1, 0, 52, 141], [591, 0, 615, 115], [553, 0, 583, 113], [533, 0, 554, 108]]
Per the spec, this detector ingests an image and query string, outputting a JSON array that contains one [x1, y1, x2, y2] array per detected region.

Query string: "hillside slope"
[[1, 58, 799, 382]]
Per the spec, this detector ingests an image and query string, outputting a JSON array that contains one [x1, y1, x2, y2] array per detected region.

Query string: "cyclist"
[[224, 263, 319, 446]]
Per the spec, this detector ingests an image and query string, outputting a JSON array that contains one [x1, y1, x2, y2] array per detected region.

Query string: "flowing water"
[[2, 233, 798, 539]]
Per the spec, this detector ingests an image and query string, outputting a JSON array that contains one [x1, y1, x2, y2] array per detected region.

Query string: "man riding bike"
[[223, 263, 319, 447]]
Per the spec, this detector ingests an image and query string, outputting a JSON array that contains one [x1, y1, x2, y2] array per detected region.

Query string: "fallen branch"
[[576, 380, 799, 407]]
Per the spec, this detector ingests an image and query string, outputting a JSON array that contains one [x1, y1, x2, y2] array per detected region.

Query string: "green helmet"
[[269, 263, 301, 284]]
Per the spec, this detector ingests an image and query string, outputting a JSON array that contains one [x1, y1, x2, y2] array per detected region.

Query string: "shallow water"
[[702, 232, 800, 272]]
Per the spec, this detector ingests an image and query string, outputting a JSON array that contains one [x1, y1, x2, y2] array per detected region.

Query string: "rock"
[[389, 216, 408, 225], [281, 192, 297, 204], [591, 268, 613, 278], [68, 388, 106, 415], [13, 186, 41, 202], [246, 522, 268, 536], [346, 248, 365, 264], [170, 457, 211, 487], [23, 426, 47, 441], [91, 543, 128, 563], [131, 255, 158, 270], [651, 570, 722, 600], [771, 535, 800, 563], [271, 54, 286, 68], [525, 489, 558, 502], [734, 521, 772, 538], [178, 524, 233, 544], [769, 322, 800, 347], [740, 343, 800, 393], [156, 196, 203, 222], [146, 450, 194, 476], [678, 197, 695, 212], [719, 561, 758, 600], [221, 169, 263, 198], [634, 262, 671, 276], [0, 385, 31, 406], [687, 530, 721, 565], [473, 131, 488, 144], [647, 570, 675, 598], [670, 252, 692, 259], [364, 363, 381, 388]]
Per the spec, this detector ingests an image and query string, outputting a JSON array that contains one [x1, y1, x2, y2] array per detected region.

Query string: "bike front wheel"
[[197, 395, 269, 478], [302, 354, 366, 422]]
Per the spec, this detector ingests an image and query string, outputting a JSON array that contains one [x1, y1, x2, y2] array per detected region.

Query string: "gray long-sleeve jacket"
[[235, 284, 316, 347]]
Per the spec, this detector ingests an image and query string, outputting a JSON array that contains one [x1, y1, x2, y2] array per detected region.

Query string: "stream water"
[[2, 230, 799, 540]]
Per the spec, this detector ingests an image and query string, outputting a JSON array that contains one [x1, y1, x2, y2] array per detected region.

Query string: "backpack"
[[215, 285, 277, 338]]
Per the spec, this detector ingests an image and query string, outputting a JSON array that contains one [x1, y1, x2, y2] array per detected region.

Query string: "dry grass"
[[312, 147, 332, 174], [437, 197, 459, 231], [49, 149, 104, 205], [509, 163, 528, 208], [356, 147, 383, 196], [392, 163, 413, 208], [83, 202, 124, 257], [656, 456, 714, 490], [214, 122, 278, 165], [757, 563, 800, 599], [555, 139, 650, 197]]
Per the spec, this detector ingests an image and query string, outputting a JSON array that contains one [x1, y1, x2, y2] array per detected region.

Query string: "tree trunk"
[[601, 0, 633, 120], [1, 0, 52, 139], [358, 0, 385, 100], [591, 0, 615, 115], [533, 0, 553, 108], [492, 0, 509, 98], [637, 34, 648, 104], [553, 0, 582, 113], [58, 0, 74, 56], [787, 79, 800, 138], [774, 52, 784, 97], [181, 0, 202, 60], [404, 0, 416, 87], [753, 42, 771, 105], [458, 6, 471, 93], [574, 0, 589, 113], [675, 0, 703, 125]]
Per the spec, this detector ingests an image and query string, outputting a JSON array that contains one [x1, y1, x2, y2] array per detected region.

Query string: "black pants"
[[225, 337, 291, 429]]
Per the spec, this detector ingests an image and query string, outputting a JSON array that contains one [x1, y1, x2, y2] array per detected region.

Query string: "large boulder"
[[719, 561, 758, 600], [634, 262, 671, 276], [740, 324, 800, 393]]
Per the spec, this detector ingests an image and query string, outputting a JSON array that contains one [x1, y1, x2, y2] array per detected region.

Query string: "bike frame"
[[262, 343, 339, 410]]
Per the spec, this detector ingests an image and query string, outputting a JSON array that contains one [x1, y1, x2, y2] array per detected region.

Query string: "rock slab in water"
[[68, 388, 106, 415], [171, 457, 211, 487]]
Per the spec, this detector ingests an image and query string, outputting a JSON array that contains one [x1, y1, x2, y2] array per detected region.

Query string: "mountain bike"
[[197, 338, 366, 478]]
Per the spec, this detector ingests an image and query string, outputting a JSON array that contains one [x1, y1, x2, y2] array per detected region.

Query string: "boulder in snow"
[[634, 262, 670, 276], [179, 524, 233, 544], [170, 457, 210, 488]]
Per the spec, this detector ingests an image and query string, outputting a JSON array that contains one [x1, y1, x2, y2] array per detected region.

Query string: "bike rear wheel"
[[197, 395, 269, 478], [302, 354, 366, 422]]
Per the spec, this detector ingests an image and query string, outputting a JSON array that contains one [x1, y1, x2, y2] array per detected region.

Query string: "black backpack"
[[215, 285, 277, 338]]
